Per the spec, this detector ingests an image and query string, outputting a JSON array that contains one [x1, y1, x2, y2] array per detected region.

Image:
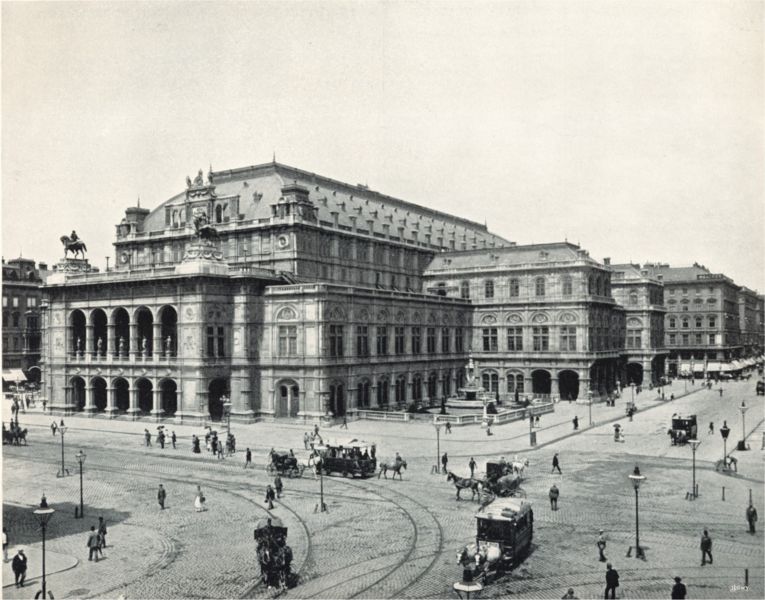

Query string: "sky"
[[2, 1, 763, 290]]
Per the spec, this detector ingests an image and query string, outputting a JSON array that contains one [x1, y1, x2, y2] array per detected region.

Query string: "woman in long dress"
[[194, 485, 206, 512]]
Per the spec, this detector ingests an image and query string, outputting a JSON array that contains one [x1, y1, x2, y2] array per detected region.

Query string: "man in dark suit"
[[158, 484, 167, 509], [87, 526, 100, 561], [604, 563, 619, 599], [12, 548, 27, 587]]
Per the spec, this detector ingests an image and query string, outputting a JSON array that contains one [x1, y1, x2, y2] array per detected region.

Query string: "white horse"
[[511, 457, 530, 477]]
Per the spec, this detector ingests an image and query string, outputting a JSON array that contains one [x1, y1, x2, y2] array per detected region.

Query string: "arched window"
[[357, 379, 371, 408], [215, 205, 223, 223], [484, 279, 494, 299], [695, 316, 703, 328], [507, 373, 524, 395], [428, 372, 438, 399], [412, 374, 423, 402], [535, 277, 545, 297], [668, 317, 676, 328], [682, 318, 689, 329], [460, 281, 470, 299], [562, 276, 572, 296], [708, 316, 716, 328], [395, 375, 407, 406], [481, 371, 499, 393]]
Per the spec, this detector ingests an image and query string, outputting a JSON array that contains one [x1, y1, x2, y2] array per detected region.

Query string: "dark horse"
[[447, 471, 482, 501], [378, 459, 407, 480], [197, 225, 220, 242], [60, 236, 87, 259]]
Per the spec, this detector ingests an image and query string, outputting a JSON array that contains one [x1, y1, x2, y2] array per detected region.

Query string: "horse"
[[457, 543, 502, 583], [60, 236, 87, 259], [378, 459, 407, 480], [14, 428, 28, 445], [510, 457, 530, 477], [447, 471, 482, 501], [197, 224, 219, 242]]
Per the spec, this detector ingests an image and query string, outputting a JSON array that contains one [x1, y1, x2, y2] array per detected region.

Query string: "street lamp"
[[33, 495, 55, 600], [688, 439, 701, 499], [720, 421, 730, 468], [626, 465, 646, 559], [221, 395, 232, 436], [56, 426, 70, 477], [739, 401, 748, 450], [434, 422, 442, 473], [630, 382, 636, 409], [587, 390, 593, 427], [75, 450, 86, 518], [316, 455, 327, 513]]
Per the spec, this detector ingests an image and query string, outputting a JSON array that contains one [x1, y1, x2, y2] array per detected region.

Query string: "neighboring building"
[[423, 242, 626, 401], [2, 257, 49, 384], [641, 263, 745, 377], [609, 263, 667, 385], [42, 161, 503, 421], [738, 287, 764, 360]]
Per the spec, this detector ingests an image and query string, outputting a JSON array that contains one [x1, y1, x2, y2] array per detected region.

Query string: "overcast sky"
[[3, 1, 763, 290]]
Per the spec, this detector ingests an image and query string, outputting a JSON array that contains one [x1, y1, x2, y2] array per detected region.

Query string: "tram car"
[[669, 414, 698, 445], [267, 450, 305, 478], [314, 438, 376, 478], [457, 497, 534, 582]]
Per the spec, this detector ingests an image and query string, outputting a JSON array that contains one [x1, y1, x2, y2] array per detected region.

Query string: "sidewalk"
[[2, 547, 78, 595]]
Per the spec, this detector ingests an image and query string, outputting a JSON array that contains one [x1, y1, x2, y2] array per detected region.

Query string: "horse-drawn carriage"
[[481, 461, 526, 501], [2, 422, 28, 445], [457, 497, 534, 583], [313, 439, 376, 478], [267, 450, 305, 478], [254, 517, 295, 591], [669, 414, 698, 445]]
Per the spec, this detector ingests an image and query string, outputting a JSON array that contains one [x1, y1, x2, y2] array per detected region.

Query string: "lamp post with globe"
[[627, 465, 646, 559], [33, 495, 55, 599], [75, 450, 86, 518]]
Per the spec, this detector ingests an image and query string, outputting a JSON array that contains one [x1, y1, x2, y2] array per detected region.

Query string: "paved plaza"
[[2, 379, 763, 599]]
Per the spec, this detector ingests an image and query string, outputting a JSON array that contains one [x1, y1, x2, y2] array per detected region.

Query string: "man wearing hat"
[[12, 548, 27, 587], [671, 576, 687, 599]]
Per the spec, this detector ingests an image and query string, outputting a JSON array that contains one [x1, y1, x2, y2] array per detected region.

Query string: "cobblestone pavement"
[[2, 379, 762, 599]]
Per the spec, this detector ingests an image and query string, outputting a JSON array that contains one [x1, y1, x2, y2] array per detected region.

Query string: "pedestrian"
[[719, 387, 723, 397], [535, 415, 540, 427], [11, 548, 27, 587], [195, 485, 206, 512], [304, 432, 310, 450], [158, 484, 166, 509], [158, 430, 165, 449], [708, 421, 714, 435], [274, 475, 283, 498], [341, 416, 348, 429], [60, 418, 65, 428], [597, 529, 607, 561], [217, 443, 224, 460], [561, 589, 578, 599], [551, 453, 562, 474], [445, 421, 452, 434], [604, 563, 619, 599], [265, 485, 276, 510], [700, 529, 713, 565], [573, 416, 579, 430], [314, 424, 320, 437], [486, 419, 493, 436], [51, 421, 57, 436], [441, 452, 448, 474], [171, 431, 177, 449], [2, 527, 8, 562], [245, 447, 253, 468], [746, 504, 758, 534], [144, 429, 152, 447], [97, 516, 108, 550], [469, 457, 477, 478], [671, 576, 687, 599], [549, 484, 559, 510], [87, 526, 100, 562]]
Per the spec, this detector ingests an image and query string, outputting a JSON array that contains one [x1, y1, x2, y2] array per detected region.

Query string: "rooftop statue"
[[192, 207, 219, 242], [60, 230, 87, 259]]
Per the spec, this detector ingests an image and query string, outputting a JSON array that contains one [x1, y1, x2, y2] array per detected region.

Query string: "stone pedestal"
[[47, 258, 95, 284], [175, 240, 227, 276]]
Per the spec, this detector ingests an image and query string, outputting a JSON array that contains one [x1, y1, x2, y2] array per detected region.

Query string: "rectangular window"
[[376, 326, 388, 356], [207, 326, 215, 357], [12, 297, 19, 308], [668, 333, 676, 345], [509, 278, 519, 297], [482, 328, 498, 352], [708, 317, 716, 328], [441, 327, 450, 353], [695, 333, 702, 345], [329, 325, 344, 357], [708, 334, 716, 345], [356, 325, 369, 357], [559, 326, 576, 351], [395, 326, 405, 355], [2, 297, 7, 307], [507, 326, 523, 351], [455, 327, 464, 353], [411, 326, 421, 354], [217, 326, 225, 357], [27, 297, 37, 308], [533, 326, 549, 351], [681, 333, 689, 345], [279, 326, 298, 357], [427, 327, 436, 354], [627, 331, 641, 349], [484, 280, 494, 299], [460, 282, 470, 299]]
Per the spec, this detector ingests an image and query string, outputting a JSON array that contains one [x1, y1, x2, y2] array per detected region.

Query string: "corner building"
[[42, 161, 505, 422]]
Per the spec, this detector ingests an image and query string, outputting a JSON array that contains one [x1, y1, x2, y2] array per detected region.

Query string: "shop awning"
[[692, 363, 704, 373], [707, 362, 721, 372], [719, 363, 733, 372], [730, 360, 744, 371], [2, 369, 27, 382]]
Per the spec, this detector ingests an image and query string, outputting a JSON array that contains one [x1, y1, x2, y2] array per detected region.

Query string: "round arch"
[[134, 307, 154, 357], [626, 363, 644, 386], [158, 306, 178, 357], [70, 310, 87, 355], [376, 376, 390, 409], [558, 370, 579, 401], [531, 369, 551, 395], [90, 377, 108, 412], [159, 378, 178, 416], [328, 380, 345, 417], [90, 309, 108, 357], [113, 378, 130, 412], [357, 378, 371, 409], [112, 307, 130, 357], [135, 378, 153, 413], [70, 376, 86, 411], [208, 378, 229, 421]]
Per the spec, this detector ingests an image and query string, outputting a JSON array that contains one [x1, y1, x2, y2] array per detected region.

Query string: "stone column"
[[551, 376, 560, 401], [86, 324, 95, 359], [152, 322, 162, 361], [576, 377, 591, 405], [84, 385, 95, 415], [130, 322, 139, 360], [151, 387, 164, 420], [127, 384, 140, 419], [105, 386, 117, 418], [107, 324, 116, 359]]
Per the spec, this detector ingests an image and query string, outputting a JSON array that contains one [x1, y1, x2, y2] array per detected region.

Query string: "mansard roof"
[[610, 263, 662, 285], [424, 242, 605, 273], [140, 161, 510, 248]]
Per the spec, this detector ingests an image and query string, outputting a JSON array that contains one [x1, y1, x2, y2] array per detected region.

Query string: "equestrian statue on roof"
[[60, 230, 88, 259], [192, 208, 220, 242]]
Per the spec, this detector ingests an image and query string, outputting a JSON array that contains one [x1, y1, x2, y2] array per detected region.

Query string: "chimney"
[[604, 257, 611, 265]]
